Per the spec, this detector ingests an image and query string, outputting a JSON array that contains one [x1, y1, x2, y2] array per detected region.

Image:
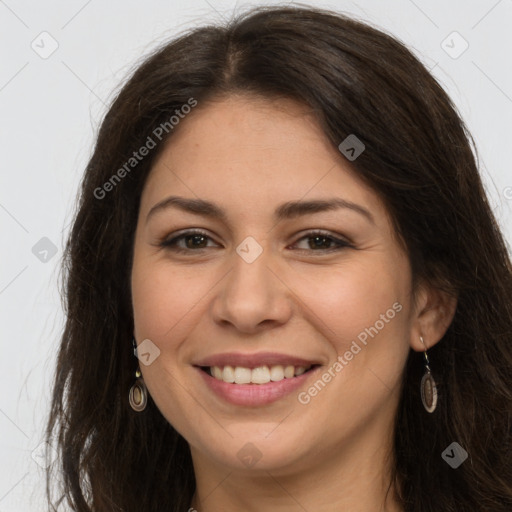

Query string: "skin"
[[131, 95, 456, 512]]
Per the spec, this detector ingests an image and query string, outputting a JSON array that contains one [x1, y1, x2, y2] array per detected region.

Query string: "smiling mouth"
[[199, 364, 320, 384]]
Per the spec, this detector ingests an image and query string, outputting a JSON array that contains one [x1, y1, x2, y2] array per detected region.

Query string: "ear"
[[409, 280, 457, 352]]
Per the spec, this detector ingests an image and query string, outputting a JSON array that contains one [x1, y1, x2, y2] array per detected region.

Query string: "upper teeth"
[[210, 365, 312, 384]]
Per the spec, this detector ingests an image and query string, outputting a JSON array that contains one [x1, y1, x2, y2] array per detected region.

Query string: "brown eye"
[[292, 231, 352, 253], [160, 230, 218, 252]]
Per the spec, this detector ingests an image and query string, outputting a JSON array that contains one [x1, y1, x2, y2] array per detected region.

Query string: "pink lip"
[[195, 365, 321, 407], [193, 351, 320, 369]]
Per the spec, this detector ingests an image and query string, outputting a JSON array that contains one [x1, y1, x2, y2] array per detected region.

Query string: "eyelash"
[[159, 229, 353, 254]]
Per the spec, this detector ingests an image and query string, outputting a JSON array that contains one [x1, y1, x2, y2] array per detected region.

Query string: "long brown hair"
[[46, 5, 512, 511]]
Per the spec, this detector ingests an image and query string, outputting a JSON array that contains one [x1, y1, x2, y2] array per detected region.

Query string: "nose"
[[211, 244, 293, 335]]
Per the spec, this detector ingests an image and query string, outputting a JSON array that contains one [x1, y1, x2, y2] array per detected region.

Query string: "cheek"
[[291, 257, 406, 342], [130, 259, 209, 425], [131, 255, 210, 341], [290, 256, 411, 397]]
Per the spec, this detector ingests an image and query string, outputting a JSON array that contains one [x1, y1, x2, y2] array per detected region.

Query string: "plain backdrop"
[[1, 0, 511, 510]]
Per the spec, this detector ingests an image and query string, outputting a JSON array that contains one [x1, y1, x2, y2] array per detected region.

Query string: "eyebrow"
[[146, 195, 375, 225]]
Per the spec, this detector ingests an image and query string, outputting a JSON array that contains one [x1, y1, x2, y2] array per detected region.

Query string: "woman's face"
[[131, 95, 416, 475]]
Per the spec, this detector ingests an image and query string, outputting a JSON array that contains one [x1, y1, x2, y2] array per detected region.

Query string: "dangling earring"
[[129, 338, 147, 412], [419, 336, 438, 413], [129, 367, 148, 412]]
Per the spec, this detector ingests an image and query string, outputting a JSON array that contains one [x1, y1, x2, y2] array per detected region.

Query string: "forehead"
[[140, 95, 384, 222]]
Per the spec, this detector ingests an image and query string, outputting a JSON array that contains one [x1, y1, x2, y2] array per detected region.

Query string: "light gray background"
[[1, 0, 511, 510]]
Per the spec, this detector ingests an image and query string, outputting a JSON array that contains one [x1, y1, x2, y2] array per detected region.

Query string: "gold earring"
[[130, 337, 148, 412], [129, 367, 148, 412], [419, 336, 438, 413]]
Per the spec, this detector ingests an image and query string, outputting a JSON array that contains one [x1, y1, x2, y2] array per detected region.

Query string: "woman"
[[45, 5, 512, 511]]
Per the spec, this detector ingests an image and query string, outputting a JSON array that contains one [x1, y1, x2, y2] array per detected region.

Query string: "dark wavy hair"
[[45, 5, 512, 511]]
